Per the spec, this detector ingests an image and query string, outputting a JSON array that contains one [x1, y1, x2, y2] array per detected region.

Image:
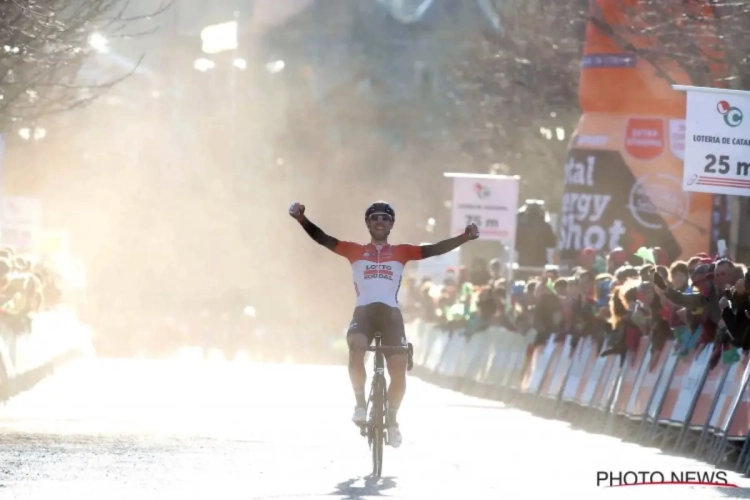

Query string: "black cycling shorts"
[[346, 302, 407, 350]]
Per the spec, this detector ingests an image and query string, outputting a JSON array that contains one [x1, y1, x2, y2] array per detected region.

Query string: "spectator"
[[578, 248, 596, 274], [654, 265, 722, 365], [687, 256, 703, 277], [638, 264, 655, 282], [515, 200, 556, 269], [487, 258, 503, 284], [601, 279, 645, 364], [715, 258, 736, 292], [400, 241, 750, 377], [655, 265, 669, 282], [607, 248, 629, 274], [470, 257, 492, 287], [669, 261, 690, 292], [721, 272, 750, 353]]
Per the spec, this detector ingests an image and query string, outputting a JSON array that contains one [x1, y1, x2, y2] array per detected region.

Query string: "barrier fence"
[[407, 321, 750, 475], [0, 308, 92, 399]]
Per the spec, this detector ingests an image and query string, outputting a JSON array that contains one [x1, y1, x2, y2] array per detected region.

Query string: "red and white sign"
[[625, 117, 665, 160], [446, 173, 519, 246], [678, 85, 750, 196]]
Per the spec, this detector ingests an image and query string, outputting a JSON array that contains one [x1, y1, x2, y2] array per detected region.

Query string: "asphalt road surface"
[[1, 349, 750, 499]]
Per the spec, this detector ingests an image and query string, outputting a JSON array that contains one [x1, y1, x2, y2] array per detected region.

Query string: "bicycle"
[[357, 331, 414, 478]]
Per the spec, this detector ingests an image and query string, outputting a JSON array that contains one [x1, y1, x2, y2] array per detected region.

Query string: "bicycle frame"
[[359, 332, 414, 477]]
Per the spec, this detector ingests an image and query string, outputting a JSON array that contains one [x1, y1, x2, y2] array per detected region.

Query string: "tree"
[[441, 0, 750, 205], [588, 0, 750, 89], [444, 0, 588, 202], [0, 0, 171, 127]]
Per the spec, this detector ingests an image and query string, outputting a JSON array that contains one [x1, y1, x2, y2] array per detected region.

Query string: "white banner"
[[447, 173, 519, 245], [680, 87, 750, 196], [0, 196, 41, 253]]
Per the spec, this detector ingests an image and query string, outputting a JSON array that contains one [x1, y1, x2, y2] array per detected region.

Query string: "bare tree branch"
[[0, 0, 173, 127]]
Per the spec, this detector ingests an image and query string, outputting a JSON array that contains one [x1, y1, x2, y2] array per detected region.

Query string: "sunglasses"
[[368, 213, 393, 223]]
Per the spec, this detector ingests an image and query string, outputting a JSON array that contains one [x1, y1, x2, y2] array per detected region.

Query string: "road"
[[1, 350, 749, 499]]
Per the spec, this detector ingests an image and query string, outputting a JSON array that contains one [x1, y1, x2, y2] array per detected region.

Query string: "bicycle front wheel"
[[371, 377, 386, 477]]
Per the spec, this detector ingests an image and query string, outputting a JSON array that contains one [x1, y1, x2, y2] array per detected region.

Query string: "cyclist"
[[289, 200, 479, 448]]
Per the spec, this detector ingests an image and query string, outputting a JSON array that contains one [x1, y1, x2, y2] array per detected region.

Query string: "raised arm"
[[298, 214, 339, 251], [290, 202, 360, 258], [421, 233, 470, 258], [402, 224, 479, 261], [653, 271, 702, 310]]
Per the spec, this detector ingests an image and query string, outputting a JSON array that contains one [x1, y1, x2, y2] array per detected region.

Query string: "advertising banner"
[[559, 114, 712, 261], [559, 0, 726, 263], [446, 173, 519, 247], [678, 86, 750, 196], [579, 0, 726, 116]]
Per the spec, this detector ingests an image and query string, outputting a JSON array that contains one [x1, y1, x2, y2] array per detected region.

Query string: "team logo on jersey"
[[364, 264, 393, 280]]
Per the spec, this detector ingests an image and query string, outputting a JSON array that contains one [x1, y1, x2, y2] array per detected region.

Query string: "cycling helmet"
[[364, 201, 396, 221]]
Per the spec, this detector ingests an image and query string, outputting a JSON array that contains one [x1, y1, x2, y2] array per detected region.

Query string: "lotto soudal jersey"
[[332, 242, 426, 307]]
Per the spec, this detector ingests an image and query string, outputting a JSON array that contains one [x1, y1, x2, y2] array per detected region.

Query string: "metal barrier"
[[0, 308, 92, 399], [406, 321, 750, 473]]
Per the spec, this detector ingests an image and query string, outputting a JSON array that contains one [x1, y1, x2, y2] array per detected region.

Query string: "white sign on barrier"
[[503, 332, 531, 388], [671, 347, 711, 422], [580, 356, 609, 406], [546, 337, 573, 397], [486, 333, 514, 385], [562, 338, 592, 401], [444, 172, 520, 245], [647, 350, 679, 420], [674, 85, 750, 196], [624, 348, 651, 416], [596, 359, 620, 410], [526, 338, 556, 393]]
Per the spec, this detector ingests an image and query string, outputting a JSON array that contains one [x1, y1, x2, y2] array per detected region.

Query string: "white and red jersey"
[[332, 242, 426, 307]]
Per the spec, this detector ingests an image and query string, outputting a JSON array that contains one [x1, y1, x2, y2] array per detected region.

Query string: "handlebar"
[[364, 345, 409, 353]]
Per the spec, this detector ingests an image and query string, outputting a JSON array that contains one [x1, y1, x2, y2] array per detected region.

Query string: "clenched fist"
[[289, 202, 305, 220], [465, 223, 479, 240]]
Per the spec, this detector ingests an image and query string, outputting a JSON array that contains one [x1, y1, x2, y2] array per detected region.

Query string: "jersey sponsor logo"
[[364, 264, 394, 280]]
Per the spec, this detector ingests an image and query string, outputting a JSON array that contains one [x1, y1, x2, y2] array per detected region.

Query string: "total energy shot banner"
[[559, 0, 727, 263], [561, 115, 710, 260]]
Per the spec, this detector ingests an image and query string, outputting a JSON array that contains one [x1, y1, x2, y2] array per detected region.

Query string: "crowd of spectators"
[[0, 245, 62, 334], [402, 246, 750, 373]]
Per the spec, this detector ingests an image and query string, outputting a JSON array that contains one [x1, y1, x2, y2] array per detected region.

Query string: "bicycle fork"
[[361, 367, 386, 448]]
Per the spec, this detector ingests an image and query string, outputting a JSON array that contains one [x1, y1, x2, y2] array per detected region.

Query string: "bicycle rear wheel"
[[370, 376, 386, 477]]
